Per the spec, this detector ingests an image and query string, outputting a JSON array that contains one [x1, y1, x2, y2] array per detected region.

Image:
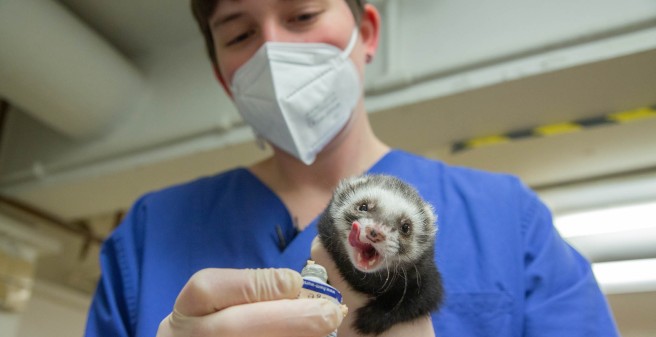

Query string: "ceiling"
[[56, 0, 201, 60], [1, 1, 656, 334], [0, 0, 654, 220]]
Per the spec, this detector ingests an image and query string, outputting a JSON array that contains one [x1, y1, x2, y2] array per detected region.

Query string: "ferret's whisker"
[[379, 259, 391, 292], [380, 259, 397, 294], [391, 267, 408, 311]]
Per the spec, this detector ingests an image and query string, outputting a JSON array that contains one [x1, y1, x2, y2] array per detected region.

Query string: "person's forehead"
[[214, 0, 313, 11], [211, 0, 312, 23], [211, 0, 346, 29]]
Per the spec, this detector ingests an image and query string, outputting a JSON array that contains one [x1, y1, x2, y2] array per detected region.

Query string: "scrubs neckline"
[[239, 148, 400, 232]]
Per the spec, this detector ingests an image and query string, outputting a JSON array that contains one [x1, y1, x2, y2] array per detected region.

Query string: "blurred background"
[[1, 0, 655, 336]]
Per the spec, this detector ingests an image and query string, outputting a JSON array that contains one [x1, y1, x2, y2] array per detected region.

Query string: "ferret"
[[317, 174, 443, 335]]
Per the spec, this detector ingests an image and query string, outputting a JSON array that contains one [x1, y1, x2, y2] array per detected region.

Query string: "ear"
[[359, 4, 381, 63], [424, 203, 438, 233], [212, 64, 233, 98]]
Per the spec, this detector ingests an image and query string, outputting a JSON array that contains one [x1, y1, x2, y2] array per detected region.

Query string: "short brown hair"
[[190, 0, 366, 67]]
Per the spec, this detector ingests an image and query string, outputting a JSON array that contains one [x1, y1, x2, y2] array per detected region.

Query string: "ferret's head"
[[328, 175, 437, 273]]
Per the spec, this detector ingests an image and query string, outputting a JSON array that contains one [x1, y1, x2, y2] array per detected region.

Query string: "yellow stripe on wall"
[[534, 122, 582, 136], [608, 107, 656, 123], [465, 135, 510, 149], [451, 105, 656, 153]]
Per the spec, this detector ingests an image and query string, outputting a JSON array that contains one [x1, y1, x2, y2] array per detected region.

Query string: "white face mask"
[[231, 29, 361, 165]]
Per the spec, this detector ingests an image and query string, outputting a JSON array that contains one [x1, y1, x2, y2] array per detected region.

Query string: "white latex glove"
[[157, 268, 344, 337], [311, 237, 436, 337]]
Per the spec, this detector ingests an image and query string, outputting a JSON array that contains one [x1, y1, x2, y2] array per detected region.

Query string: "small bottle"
[[299, 260, 346, 337]]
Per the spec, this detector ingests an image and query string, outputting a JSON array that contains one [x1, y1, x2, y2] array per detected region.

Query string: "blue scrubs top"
[[85, 150, 619, 336]]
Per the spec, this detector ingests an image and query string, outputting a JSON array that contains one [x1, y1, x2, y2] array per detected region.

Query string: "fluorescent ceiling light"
[[553, 200, 656, 293], [554, 200, 656, 238], [593, 258, 656, 294]]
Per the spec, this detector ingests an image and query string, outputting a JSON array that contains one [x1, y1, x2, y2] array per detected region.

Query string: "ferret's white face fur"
[[329, 175, 437, 273]]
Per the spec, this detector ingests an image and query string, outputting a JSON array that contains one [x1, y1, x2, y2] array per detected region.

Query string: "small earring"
[[366, 54, 373, 64]]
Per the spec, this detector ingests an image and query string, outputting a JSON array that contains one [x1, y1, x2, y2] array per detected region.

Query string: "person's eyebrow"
[[212, 11, 244, 29], [211, 0, 311, 29]]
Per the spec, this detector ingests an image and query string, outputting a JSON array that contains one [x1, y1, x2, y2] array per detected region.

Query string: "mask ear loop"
[[339, 28, 360, 61]]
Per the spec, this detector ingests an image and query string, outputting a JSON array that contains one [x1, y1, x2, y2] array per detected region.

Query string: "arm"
[[522, 191, 619, 336], [85, 238, 133, 337], [84, 198, 145, 337], [85, 196, 344, 337]]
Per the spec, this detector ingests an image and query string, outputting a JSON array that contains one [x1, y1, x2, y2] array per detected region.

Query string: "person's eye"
[[226, 29, 255, 47], [288, 11, 322, 24]]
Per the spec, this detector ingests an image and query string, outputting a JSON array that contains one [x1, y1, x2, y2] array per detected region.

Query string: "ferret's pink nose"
[[365, 226, 386, 243]]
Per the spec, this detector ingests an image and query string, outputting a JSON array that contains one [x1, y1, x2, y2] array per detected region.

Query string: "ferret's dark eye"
[[358, 204, 368, 212], [401, 223, 411, 234]]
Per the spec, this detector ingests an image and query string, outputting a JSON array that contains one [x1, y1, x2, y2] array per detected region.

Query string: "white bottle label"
[[299, 279, 342, 304], [298, 278, 342, 337]]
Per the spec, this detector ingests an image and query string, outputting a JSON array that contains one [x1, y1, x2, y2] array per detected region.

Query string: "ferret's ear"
[[424, 203, 438, 234], [424, 203, 436, 222]]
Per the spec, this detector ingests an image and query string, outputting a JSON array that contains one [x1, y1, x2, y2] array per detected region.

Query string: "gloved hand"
[[156, 268, 344, 337], [311, 237, 435, 337]]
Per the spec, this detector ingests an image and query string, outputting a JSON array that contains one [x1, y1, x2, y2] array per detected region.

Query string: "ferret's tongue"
[[349, 222, 365, 248], [348, 222, 380, 270]]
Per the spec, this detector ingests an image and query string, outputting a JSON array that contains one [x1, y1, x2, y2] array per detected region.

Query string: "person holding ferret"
[[84, 1, 619, 336]]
